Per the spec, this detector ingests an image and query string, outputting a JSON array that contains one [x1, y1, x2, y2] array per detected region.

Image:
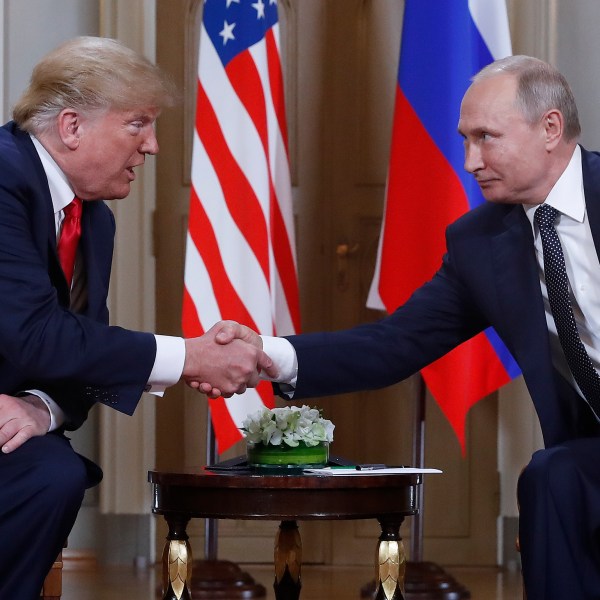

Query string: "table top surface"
[[149, 468, 421, 488], [149, 468, 421, 521]]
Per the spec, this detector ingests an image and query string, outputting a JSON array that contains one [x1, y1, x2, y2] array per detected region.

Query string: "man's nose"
[[463, 143, 483, 173], [140, 129, 159, 155]]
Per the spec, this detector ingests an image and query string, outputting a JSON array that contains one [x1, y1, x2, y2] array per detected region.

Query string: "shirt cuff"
[[260, 336, 298, 386], [22, 389, 65, 432], [147, 335, 186, 396]]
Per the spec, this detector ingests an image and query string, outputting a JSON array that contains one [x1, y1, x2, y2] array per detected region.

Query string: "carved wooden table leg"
[[273, 520, 302, 600], [374, 517, 407, 600], [161, 514, 193, 600]]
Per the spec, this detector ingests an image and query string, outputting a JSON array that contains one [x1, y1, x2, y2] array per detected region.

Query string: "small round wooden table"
[[149, 468, 421, 600]]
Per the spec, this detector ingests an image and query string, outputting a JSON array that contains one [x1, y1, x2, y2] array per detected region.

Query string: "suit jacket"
[[285, 146, 600, 449], [0, 121, 156, 430]]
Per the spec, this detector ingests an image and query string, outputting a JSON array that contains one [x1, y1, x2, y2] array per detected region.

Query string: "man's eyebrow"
[[127, 108, 157, 118], [458, 126, 492, 138]]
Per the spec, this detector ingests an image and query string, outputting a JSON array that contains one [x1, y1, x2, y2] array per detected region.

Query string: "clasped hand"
[[183, 321, 277, 398]]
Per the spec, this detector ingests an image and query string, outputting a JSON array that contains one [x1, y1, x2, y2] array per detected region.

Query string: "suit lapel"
[[491, 204, 547, 351], [581, 147, 600, 258], [80, 201, 111, 320], [10, 125, 71, 304], [11, 126, 56, 237], [490, 204, 561, 439]]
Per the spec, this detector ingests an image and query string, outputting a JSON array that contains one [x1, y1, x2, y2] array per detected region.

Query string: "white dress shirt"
[[27, 137, 185, 430], [261, 335, 298, 395]]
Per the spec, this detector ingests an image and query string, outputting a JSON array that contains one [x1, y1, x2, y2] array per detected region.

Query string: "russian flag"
[[367, 0, 520, 452]]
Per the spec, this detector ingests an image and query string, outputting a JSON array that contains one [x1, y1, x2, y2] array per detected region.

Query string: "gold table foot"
[[274, 520, 302, 600]]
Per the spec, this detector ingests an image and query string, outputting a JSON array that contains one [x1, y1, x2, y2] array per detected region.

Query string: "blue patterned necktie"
[[535, 203, 600, 417]]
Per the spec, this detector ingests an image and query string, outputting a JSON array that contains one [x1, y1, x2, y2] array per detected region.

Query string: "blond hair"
[[13, 36, 177, 134]]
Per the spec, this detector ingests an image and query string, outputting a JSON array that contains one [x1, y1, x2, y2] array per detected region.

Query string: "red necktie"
[[57, 197, 83, 287]]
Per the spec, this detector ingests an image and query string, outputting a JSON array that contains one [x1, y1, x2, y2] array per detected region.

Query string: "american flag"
[[367, 0, 518, 452], [182, 0, 300, 453]]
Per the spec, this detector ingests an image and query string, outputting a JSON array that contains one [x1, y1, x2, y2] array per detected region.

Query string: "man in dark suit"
[[214, 56, 600, 599], [0, 36, 274, 599]]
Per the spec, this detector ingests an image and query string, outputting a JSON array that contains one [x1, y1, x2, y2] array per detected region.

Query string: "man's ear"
[[56, 109, 81, 150], [543, 109, 564, 150]]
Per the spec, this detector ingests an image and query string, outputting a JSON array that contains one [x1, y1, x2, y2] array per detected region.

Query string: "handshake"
[[182, 320, 278, 398]]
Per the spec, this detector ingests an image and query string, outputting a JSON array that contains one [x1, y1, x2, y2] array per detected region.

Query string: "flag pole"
[[204, 411, 218, 560], [401, 375, 471, 600], [409, 375, 426, 562]]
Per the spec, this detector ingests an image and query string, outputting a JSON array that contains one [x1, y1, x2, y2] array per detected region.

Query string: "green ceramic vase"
[[247, 441, 329, 468]]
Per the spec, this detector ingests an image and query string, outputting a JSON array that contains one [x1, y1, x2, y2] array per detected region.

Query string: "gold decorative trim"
[[163, 539, 193, 600], [376, 539, 406, 600], [274, 521, 302, 584]]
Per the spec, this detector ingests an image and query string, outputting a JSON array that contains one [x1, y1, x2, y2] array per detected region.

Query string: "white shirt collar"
[[30, 135, 75, 214], [523, 145, 584, 223]]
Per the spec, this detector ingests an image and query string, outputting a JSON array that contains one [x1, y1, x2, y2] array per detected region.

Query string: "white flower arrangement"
[[242, 405, 335, 448]]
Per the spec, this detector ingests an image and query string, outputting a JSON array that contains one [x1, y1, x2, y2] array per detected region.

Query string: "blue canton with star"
[[203, 0, 279, 67]]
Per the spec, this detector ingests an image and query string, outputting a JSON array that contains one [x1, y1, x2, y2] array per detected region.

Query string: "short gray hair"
[[473, 55, 581, 141], [13, 36, 177, 134]]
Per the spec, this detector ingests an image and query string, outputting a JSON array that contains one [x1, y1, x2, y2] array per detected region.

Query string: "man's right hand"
[[0, 394, 50, 454], [183, 321, 277, 398]]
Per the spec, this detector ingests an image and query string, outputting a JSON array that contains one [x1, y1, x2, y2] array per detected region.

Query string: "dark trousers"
[[0, 433, 98, 599], [518, 438, 600, 600]]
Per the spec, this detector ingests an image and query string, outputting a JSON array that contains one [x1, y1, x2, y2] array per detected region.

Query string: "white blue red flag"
[[183, 0, 300, 453], [367, 0, 518, 451]]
